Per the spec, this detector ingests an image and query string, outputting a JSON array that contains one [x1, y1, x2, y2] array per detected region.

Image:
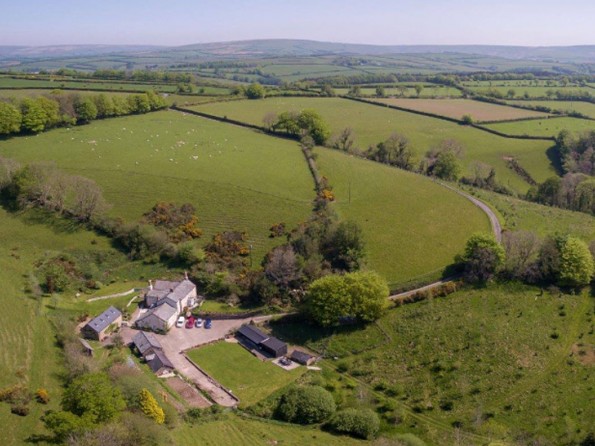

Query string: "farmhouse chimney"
[[148, 280, 153, 290], [184, 271, 189, 280]]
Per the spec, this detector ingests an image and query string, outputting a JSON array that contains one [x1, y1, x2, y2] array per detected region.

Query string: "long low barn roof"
[[85, 306, 122, 333], [237, 324, 269, 344], [261, 337, 286, 352]]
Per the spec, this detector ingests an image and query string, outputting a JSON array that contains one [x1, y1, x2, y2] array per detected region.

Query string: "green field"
[[0, 110, 314, 261], [0, 76, 232, 95], [468, 188, 595, 241], [0, 88, 131, 100], [465, 85, 593, 98], [316, 148, 490, 286], [484, 116, 595, 137], [371, 98, 548, 121], [507, 100, 595, 118], [174, 413, 364, 445], [334, 86, 462, 98], [270, 284, 595, 445], [187, 342, 305, 407], [189, 97, 555, 193]]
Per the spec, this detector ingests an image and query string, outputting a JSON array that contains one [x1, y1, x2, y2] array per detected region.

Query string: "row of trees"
[[52, 67, 193, 83], [528, 173, 595, 215], [461, 232, 594, 288], [0, 159, 107, 222], [0, 90, 166, 135]]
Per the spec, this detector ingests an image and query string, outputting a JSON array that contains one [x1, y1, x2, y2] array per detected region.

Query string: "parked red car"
[[185, 316, 195, 328]]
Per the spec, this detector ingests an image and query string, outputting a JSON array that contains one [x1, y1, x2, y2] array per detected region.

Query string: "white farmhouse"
[[136, 275, 199, 332]]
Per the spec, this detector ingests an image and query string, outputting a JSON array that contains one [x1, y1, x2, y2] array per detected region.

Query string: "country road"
[[389, 182, 502, 300], [435, 180, 502, 242]]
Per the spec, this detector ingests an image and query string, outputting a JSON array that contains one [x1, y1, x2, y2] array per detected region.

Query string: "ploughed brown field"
[[371, 98, 549, 122]]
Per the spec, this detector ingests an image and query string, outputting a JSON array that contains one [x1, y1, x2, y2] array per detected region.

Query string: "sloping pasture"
[[189, 97, 555, 193]]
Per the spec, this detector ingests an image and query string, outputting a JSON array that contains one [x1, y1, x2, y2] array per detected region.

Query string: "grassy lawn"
[[186, 342, 305, 407], [507, 100, 595, 119], [189, 97, 555, 194], [199, 300, 264, 314], [484, 116, 595, 137], [371, 98, 548, 122], [316, 147, 490, 287], [270, 284, 595, 445], [174, 413, 365, 445], [469, 188, 595, 241], [0, 110, 314, 262]]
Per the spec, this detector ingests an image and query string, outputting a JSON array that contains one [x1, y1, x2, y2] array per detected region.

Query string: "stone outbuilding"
[[81, 306, 122, 341]]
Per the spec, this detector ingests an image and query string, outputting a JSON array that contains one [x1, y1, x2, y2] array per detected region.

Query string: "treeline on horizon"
[[0, 90, 167, 136]]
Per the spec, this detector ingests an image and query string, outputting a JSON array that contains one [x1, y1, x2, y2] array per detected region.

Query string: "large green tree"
[[62, 372, 126, 424], [305, 271, 388, 326], [461, 233, 505, 283], [0, 102, 22, 135], [558, 237, 594, 287], [74, 97, 98, 123], [276, 386, 336, 424], [20, 98, 47, 133], [245, 82, 266, 99]]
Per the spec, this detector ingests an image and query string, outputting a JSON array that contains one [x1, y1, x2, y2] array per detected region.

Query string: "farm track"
[[389, 181, 501, 300]]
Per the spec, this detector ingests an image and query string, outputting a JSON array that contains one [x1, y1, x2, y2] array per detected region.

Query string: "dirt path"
[[86, 288, 138, 302]]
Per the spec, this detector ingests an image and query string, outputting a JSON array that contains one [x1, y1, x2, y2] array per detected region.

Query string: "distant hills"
[[0, 44, 163, 59], [1, 40, 593, 73], [1, 39, 594, 62]]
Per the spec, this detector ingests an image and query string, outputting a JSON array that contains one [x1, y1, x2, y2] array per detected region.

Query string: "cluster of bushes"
[[44, 319, 176, 444], [264, 109, 330, 144], [251, 384, 380, 440], [527, 173, 595, 215], [0, 90, 167, 136], [0, 383, 34, 416], [556, 130, 595, 177], [460, 231, 595, 289], [0, 158, 107, 222]]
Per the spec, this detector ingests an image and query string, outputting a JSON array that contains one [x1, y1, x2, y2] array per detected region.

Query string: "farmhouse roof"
[[137, 303, 177, 324], [132, 331, 162, 355], [167, 279, 195, 303], [146, 288, 169, 301], [147, 350, 174, 373], [85, 306, 122, 333], [153, 280, 180, 291], [290, 350, 314, 364], [237, 324, 269, 344]]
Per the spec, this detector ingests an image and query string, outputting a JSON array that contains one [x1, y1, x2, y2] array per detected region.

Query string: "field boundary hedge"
[[343, 96, 556, 141], [469, 123, 555, 141], [343, 96, 462, 124]]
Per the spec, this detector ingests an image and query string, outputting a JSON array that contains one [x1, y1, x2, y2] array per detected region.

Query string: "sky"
[[1, 0, 593, 47]]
